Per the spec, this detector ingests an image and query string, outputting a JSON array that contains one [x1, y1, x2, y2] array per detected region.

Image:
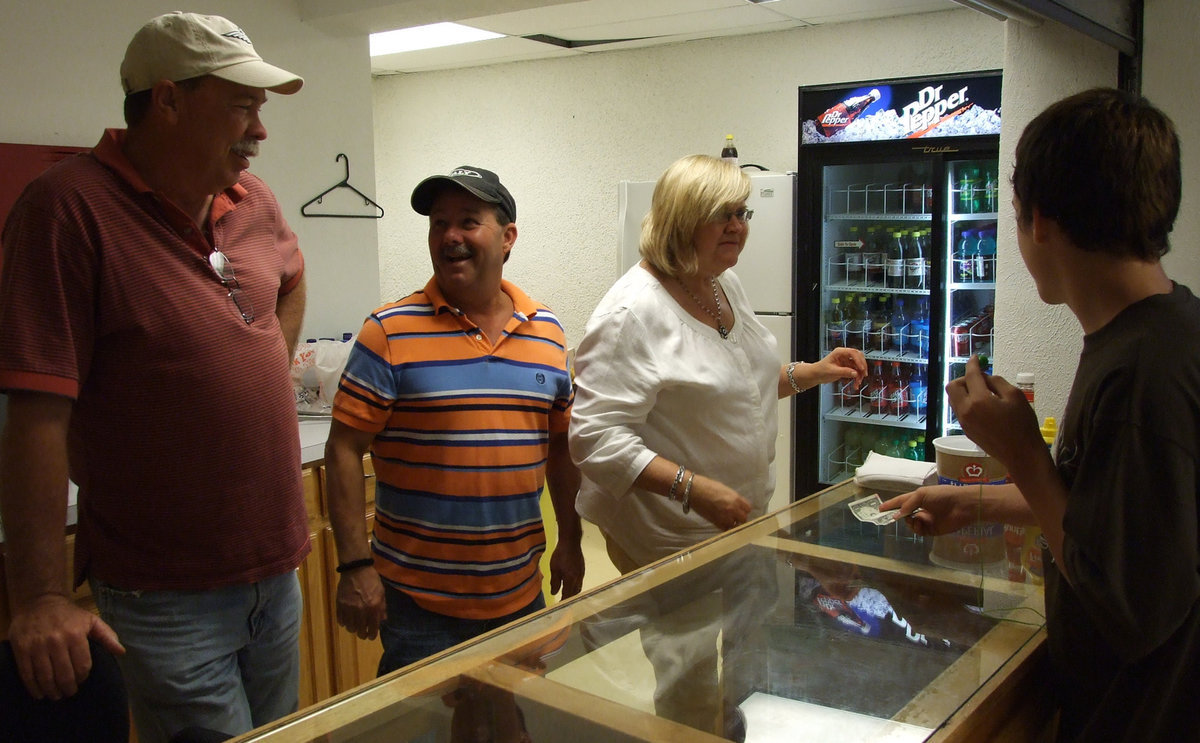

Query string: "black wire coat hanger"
[[300, 153, 384, 219]]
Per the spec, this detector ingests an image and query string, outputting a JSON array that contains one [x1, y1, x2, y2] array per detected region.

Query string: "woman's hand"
[[782, 348, 867, 397], [814, 347, 868, 389], [688, 475, 753, 531]]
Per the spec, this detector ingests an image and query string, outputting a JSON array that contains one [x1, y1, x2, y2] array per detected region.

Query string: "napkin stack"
[[853, 451, 938, 493]]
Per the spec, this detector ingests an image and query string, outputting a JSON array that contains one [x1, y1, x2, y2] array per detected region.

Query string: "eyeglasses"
[[712, 207, 754, 224], [208, 250, 255, 324]]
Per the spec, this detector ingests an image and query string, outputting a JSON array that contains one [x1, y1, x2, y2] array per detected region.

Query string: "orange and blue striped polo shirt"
[[332, 278, 573, 619]]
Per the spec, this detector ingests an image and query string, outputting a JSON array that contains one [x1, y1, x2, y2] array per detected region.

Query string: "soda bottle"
[[956, 229, 976, 282], [817, 88, 881, 137], [1016, 372, 1035, 406], [976, 227, 997, 282], [904, 229, 925, 290], [916, 434, 927, 459], [855, 296, 874, 352], [867, 294, 889, 352], [912, 297, 930, 357], [721, 134, 738, 165], [864, 227, 885, 285], [904, 439, 921, 461], [886, 231, 906, 289], [909, 366, 928, 415], [983, 169, 998, 212], [884, 361, 910, 416], [840, 376, 859, 412], [958, 167, 977, 214], [889, 298, 908, 353], [826, 296, 846, 349], [839, 377, 860, 412], [844, 295, 864, 349], [863, 360, 886, 414]]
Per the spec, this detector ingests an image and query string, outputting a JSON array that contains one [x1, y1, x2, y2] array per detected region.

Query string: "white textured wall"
[[372, 9, 1003, 343], [991, 21, 1117, 426], [0, 0, 381, 341], [1145, 0, 1200, 294]]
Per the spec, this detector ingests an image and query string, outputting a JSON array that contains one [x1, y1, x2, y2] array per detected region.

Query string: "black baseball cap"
[[410, 166, 516, 222]]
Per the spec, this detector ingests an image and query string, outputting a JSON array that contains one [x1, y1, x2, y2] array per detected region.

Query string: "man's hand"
[[548, 537, 584, 600], [8, 594, 124, 700], [335, 567, 387, 641], [945, 355, 1045, 471], [879, 485, 989, 538]]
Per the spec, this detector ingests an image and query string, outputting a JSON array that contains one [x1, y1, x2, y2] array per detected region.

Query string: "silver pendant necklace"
[[677, 276, 729, 339]]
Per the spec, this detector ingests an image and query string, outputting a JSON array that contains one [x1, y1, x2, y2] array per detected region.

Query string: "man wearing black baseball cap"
[[410, 166, 517, 225], [0, 11, 307, 742], [324, 167, 585, 674]]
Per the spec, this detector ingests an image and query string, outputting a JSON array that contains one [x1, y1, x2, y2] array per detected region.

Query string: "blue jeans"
[[377, 587, 545, 676], [91, 570, 302, 743]]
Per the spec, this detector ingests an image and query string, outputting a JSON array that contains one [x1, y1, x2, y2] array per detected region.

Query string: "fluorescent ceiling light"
[[369, 22, 504, 56]]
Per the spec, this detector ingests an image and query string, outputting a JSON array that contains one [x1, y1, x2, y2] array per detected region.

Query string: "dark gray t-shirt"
[[1048, 282, 1200, 741]]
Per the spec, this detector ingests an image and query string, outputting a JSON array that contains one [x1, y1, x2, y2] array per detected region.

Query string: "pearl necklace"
[[677, 276, 729, 339]]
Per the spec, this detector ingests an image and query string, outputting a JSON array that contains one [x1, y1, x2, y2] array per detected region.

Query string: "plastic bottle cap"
[[1016, 372, 1034, 385], [1040, 416, 1057, 444]]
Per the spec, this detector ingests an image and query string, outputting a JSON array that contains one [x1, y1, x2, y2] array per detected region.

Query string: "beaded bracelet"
[[668, 464, 686, 502], [335, 557, 374, 573], [786, 362, 805, 394]]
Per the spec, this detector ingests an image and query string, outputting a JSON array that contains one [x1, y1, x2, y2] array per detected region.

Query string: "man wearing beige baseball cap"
[[0, 12, 309, 742]]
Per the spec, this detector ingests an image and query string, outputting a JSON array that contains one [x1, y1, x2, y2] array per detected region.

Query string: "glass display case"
[[233, 480, 1050, 743]]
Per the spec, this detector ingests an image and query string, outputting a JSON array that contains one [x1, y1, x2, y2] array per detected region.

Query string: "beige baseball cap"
[[120, 12, 303, 96]]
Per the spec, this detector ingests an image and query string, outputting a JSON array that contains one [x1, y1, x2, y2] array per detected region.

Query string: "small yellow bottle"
[[1040, 416, 1057, 448]]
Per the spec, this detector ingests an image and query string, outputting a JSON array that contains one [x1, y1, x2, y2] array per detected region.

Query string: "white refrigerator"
[[617, 172, 796, 512]]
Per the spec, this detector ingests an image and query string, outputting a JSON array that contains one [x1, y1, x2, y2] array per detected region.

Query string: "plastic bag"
[[291, 337, 355, 414]]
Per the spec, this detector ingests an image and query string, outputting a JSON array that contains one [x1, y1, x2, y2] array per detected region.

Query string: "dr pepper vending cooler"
[[795, 71, 1003, 493]]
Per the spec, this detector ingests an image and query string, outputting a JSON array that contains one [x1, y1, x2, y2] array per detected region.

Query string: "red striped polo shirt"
[[0, 129, 309, 590]]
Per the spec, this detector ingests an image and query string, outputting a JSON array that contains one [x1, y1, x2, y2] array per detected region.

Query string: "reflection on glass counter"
[[234, 480, 1048, 743]]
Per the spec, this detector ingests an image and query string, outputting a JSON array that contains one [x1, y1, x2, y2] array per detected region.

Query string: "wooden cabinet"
[[301, 467, 323, 523], [297, 527, 334, 709]]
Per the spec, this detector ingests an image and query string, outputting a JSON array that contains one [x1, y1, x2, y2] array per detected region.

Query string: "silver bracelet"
[[786, 362, 804, 394], [681, 472, 694, 514], [668, 464, 686, 502]]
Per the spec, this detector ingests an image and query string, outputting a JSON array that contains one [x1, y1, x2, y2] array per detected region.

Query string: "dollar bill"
[[848, 493, 898, 526]]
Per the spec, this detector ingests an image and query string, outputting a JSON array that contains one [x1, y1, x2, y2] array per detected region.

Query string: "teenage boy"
[[883, 88, 1200, 741]]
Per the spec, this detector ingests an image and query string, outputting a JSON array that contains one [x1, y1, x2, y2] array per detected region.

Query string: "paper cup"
[[929, 435, 1008, 571]]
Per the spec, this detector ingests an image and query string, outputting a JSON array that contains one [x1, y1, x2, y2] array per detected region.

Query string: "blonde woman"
[[569, 154, 864, 737]]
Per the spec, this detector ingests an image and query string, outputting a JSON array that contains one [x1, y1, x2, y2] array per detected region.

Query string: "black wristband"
[[335, 557, 374, 573]]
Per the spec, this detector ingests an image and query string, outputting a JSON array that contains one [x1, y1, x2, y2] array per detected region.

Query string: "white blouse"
[[568, 264, 781, 566]]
